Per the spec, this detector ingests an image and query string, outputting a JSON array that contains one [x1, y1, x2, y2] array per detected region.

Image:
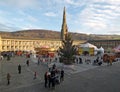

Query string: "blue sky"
[[0, 0, 120, 35]]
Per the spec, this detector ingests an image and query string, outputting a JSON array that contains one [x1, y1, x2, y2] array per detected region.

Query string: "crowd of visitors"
[[75, 56, 103, 66], [44, 63, 64, 89]]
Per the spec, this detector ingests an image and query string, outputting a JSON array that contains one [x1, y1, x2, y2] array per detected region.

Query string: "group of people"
[[44, 64, 64, 89], [75, 57, 83, 64], [75, 56, 104, 66], [93, 57, 103, 66]]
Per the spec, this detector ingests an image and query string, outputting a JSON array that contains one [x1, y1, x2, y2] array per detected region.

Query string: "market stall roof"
[[114, 44, 120, 53], [79, 42, 98, 50]]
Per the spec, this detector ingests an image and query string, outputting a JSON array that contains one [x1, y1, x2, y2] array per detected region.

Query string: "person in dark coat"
[[48, 73, 52, 88], [18, 64, 21, 74], [51, 74, 56, 89], [51, 69, 55, 76], [7, 73, 11, 85], [79, 57, 83, 64], [98, 61, 102, 66], [7, 55, 10, 61], [26, 60, 29, 66], [52, 64, 56, 70], [44, 72, 48, 88], [60, 69, 64, 82]]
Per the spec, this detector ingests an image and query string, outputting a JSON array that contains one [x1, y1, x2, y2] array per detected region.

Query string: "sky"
[[0, 0, 120, 35]]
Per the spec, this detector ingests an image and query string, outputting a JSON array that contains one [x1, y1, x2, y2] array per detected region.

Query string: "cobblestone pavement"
[[0, 55, 120, 92]]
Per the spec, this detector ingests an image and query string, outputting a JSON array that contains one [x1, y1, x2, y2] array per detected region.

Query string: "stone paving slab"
[[0, 56, 46, 92], [65, 60, 120, 75], [30, 55, 120, 75], [1, 55, 120, 92], [30, 55, 107, 75]]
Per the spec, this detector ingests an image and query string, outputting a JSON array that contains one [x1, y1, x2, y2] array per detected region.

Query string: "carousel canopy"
[[79, 42, 98, 50], [114, 44, 120, 53]]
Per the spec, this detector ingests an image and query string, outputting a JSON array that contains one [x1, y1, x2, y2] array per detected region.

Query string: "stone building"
[[0, 37, 60, 52], [0, 36, 84, 52], [88, 40, 120, 52]]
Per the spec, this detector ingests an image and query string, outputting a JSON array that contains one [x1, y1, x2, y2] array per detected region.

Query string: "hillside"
[[0, 29, 120, 40]]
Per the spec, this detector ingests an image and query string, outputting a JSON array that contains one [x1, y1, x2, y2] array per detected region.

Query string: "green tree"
[[59, 34, 77, 64]]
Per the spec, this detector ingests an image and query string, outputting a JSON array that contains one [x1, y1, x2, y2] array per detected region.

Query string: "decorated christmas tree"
[[59, 34, 77, 64]]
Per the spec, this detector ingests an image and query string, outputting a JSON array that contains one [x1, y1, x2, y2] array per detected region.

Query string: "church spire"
[[61, 7, 68, 40]]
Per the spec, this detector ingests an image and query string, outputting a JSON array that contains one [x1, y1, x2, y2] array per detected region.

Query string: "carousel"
[[34, 46, 56, 57], [103, 45, 120, 62], [113, 45, 120, 58]]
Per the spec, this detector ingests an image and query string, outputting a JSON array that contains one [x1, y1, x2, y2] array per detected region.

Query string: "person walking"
[[7, 54, 10, 61], [26, 60, 29, 66], [79, 57, 83, 64], [44, 72, 48, 88], [60, 69, 64, 82], [7, 73, 11, 85], [18, 64, 21, 74], [51, 74, 56, 90], [52, 64, 56, 70], [47, 72, 51, 88]]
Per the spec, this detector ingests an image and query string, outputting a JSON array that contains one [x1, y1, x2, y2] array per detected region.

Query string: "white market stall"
[[78, 43, 98, 55]]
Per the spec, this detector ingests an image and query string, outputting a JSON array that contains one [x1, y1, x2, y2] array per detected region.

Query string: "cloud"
[[72, 0, 120, 34], [84, 21, 107, 29], [106, 0, 120, 5], [17, 10, 38, 22], [12, 18, 24, 22], [27, 15, 38, 22], [21, 23, 42, 30], [91, 0, 120, 4], [106, 20, 120, 35], [0, 10, 3, 14], [0, 11, 12, 26], [18, 10, 27, 16], [0, 9, 38, 30], [44, 12, 57, 17], [91, 3, 120, 18], [0, 0, 120, 34], [0, 10, 9, 15], [0, 0, 40, 9], [65, 0, 80, 6], [0, 23, 18, 31]]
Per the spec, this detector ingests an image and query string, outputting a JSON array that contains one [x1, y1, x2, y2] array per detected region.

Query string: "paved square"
[[0, 55, 120, 92]]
